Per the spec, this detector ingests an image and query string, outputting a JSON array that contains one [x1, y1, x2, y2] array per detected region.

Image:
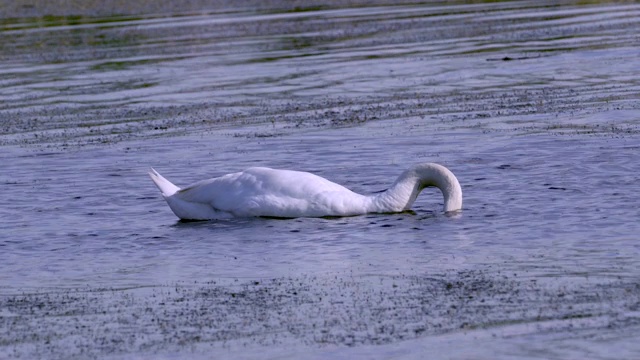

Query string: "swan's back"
[[173, 167, 368, 218]]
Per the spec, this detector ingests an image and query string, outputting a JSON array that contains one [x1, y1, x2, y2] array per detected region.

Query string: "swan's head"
[[413, 163, 463, 212]]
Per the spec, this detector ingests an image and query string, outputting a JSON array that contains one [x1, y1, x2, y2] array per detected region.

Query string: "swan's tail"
[[148, 168, 180, 197]]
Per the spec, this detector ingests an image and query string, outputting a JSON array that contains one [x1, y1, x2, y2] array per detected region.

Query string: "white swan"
[[148, 163, 462, 220]]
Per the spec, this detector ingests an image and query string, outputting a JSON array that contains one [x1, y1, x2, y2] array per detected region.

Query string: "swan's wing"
[[243, 167, 353, 194], [174, 171, 250, 205], [172, 167, 360, 216], [236, 168, 369, 216]]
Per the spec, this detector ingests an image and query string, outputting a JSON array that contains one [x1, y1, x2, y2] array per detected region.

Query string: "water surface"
[[1, 1, 640, 359]]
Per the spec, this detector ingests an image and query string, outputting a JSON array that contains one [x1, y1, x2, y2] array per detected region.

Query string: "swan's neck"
[[370, 163, 462, 213]]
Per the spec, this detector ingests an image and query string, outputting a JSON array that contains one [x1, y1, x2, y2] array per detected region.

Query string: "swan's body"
[[149, 163, 462, 220]]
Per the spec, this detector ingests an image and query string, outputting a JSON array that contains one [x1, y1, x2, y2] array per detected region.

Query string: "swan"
[[148, 163, 462, 220]]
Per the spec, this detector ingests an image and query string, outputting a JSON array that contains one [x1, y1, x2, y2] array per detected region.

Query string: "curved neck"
[[370, 163, 462, 213]]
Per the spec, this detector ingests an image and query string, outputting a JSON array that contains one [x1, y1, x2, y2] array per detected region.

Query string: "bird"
[[148, 163, 462, 220]]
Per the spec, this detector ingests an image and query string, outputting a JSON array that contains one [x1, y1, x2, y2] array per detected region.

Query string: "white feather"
[[148, 163, 462, 220]]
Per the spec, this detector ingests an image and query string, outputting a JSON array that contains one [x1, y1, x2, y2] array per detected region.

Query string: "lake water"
[[1, 1, 640, 359]]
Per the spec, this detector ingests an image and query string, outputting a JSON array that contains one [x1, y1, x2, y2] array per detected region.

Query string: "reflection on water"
[[1, 1, 640, 359]]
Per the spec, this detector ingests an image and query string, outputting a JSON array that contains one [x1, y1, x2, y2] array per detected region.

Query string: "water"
[[1, 1, 640, 359]]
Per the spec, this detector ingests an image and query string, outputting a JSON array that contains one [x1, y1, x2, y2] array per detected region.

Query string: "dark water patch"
[[486, 55, 544, 61], [1, 270, 638, 358]]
